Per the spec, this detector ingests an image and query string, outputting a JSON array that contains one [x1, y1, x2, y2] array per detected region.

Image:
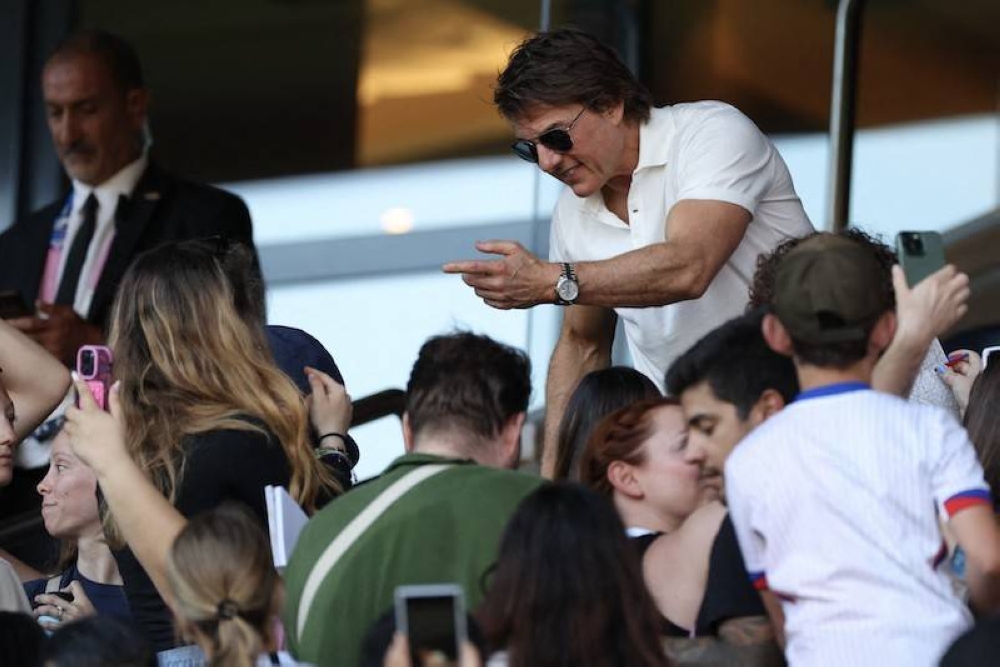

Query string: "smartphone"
[[0, 290, 31, 319], [33, 590, 74, 609], [896, 231, 946, 287], [394, 584, 467, 664], [76, 345, 113, 410]]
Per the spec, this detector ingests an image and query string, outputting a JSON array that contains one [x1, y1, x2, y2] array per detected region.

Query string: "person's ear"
[[606, 100, 625, 125], [762, 314, 794, 357], [607, 460, 643, 499], [497, 412, 526, 469], [748, 388, 787, 427], [402, 413, 415, 452], [870, 311, 897, 353], [125, 88, 150, 129]]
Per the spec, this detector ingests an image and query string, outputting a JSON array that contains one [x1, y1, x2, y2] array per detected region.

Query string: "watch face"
[[557, 276, 579, 302]]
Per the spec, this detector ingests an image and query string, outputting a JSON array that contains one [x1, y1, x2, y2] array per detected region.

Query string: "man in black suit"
[[0, 29, 256, 367]]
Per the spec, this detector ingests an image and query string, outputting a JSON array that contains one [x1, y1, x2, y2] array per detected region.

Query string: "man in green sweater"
[[284, 332, 543, 666]]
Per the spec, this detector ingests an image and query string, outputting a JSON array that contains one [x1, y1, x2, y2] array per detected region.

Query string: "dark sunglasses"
[[510, 107, 587, 163]]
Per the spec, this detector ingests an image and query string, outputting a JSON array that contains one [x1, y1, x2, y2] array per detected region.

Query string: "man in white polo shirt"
[[726, 233, 1000, 667], [444, 28, 813, 477]]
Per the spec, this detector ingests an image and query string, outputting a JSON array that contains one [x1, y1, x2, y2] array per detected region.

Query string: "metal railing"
[[827, 0, 867, 232]]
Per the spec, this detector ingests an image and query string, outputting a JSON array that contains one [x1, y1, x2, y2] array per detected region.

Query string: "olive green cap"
[[772, 234, 886, 344]]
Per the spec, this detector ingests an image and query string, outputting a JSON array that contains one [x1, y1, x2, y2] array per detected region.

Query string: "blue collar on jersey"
[[795, 381, 870, 402]]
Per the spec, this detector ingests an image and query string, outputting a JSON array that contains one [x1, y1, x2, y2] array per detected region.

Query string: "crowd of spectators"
[[1, 22, 999, 667]]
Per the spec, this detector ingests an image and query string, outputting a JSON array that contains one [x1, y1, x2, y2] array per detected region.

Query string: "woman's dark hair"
[[554, 367, 661, 481], [964, 363, 1000, 505], [495, 27, 653, 123], [579, 398, 680, 497], [0, 612, 45, 667], [477, 483, 671, 667], [41, 615, 152, 667], [748, 227, 897, 368]]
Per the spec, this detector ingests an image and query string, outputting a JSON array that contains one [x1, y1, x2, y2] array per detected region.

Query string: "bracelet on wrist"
[[318, 432, 348, 450]]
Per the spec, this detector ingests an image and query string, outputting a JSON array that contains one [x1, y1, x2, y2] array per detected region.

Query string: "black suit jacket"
[[0, 162, 257, 330]]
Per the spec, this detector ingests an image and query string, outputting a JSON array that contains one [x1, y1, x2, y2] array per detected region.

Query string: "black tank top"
[[629, 532, 690, 637]]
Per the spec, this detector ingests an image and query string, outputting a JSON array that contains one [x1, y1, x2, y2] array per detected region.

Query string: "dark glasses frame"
[[510, 106, 587, 163]]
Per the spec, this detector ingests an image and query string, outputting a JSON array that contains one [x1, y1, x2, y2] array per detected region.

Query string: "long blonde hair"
[[104, 241, 338, 544], [167, 503, 278, 667]]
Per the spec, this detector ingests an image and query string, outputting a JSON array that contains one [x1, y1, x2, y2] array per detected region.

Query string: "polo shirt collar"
[[383, 451, 476, 473], [795, 381, 870, 402], [634, 106, 673, 171], [579, 106, 673, 219]]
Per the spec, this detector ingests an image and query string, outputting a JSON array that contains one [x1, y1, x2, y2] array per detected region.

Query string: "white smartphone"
[[394, 583, 467, 664]]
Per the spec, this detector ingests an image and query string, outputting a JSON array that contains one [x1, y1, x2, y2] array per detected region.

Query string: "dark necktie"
[[56, 193, 99, 305]]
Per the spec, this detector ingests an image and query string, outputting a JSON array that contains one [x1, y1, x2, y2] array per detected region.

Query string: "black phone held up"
[[394, 584, 467, 663], [32, 590, 74, 608]]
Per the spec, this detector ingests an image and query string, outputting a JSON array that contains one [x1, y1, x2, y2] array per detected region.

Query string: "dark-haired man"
[[666, 308, 798, 501], [443, 28, 813, 478], [0, 29, 256, 368], [283, 332, 543, 667], [0, 29, 257, 484], [725, 234, 1000, 667], [655, 309, 795, 666]]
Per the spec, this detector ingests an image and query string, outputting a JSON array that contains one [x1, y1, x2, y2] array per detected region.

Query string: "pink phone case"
[[76, 345, 113, 410]]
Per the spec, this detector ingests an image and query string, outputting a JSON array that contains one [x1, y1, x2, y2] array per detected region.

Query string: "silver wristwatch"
[[555, 262, 579, 305]]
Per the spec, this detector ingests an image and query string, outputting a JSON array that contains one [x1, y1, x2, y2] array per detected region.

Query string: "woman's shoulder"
[[678, 501, 729, 547], [648, 501, 728, 562]]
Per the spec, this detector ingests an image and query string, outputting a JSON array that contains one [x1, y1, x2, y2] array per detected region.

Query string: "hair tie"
[[217, 599, 239, 621]]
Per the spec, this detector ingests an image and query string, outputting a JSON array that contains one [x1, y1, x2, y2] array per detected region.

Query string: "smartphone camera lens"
[[902, 233, 925, 257], [80, 351, 95, 377]]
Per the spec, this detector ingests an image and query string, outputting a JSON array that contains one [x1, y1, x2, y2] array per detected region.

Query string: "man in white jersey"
[[443, 28, 813, 478], [725, 233, 1000, 667]]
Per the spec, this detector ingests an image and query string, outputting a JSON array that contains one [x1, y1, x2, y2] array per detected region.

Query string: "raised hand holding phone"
[[63, 370, 128, 477], [891, 264, 970, 346]]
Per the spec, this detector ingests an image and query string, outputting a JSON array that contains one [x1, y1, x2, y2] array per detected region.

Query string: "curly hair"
[[747, 228, 898, 368]]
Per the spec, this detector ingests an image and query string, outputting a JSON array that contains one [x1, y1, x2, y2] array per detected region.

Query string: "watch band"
[[555, 262, 579, 305]]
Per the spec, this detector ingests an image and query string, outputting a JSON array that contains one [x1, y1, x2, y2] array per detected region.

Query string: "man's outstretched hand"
[[443, 240, 562, 310]]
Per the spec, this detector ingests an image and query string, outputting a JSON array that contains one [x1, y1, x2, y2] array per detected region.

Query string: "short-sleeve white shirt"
[[549, 102, 814, 389], [726, 383, 990, 667]]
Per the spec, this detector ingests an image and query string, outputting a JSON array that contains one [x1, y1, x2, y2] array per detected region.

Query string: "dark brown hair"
[[554, 367, 661, 481], [580, 397, 680, 497], [48, 28, 145, 93], [477, 483, 672, 667], [405, 332, 531, 444], [964, 364, 1000, 506], [495, 27, 652, 123]]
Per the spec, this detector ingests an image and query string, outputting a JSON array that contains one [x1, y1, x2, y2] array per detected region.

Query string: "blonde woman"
[[168, 503, 303, 667], [63, 240, 340, 651]]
